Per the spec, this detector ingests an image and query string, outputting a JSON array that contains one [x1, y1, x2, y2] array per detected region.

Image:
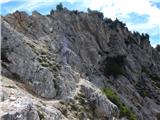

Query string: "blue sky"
[[1, 0, 160, 47]]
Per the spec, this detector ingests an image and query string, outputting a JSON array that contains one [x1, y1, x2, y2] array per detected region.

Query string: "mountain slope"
[[1, 7, 160, 120]]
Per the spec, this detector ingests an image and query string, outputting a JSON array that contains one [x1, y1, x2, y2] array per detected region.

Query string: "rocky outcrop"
[[0, 76, 65, 120], [79, 79, 119, 119], [1, 98, 40, 120], [1, 7, 160, 120]]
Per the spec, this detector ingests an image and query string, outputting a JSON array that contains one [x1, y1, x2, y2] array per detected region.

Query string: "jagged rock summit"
[[1, 5, 160, 120]]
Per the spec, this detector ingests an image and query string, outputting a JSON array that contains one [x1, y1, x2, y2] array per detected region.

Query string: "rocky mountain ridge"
[[1, 6, 160, 120]]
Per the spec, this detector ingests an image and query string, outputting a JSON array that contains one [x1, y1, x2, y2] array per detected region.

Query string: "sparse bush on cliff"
[[114, 18, 126, 28], [103, 55, 125, 77], [135, 80, 150, 98], [133, 31, 140, 36], [104, 18, 112, 23], [102, 88, 137, 120], [50, 9, 54, 15], [141, 33, 149, 40], [156, 45, 160, 52], [56, 3, 63, 11], [141, 66, 160, 89], [108, 18, 126, 30], [102, 88, 121, 107], [87, 8, 104, 19]]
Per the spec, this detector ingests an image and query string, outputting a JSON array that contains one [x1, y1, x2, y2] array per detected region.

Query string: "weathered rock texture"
[[1, 7, 160, 120]]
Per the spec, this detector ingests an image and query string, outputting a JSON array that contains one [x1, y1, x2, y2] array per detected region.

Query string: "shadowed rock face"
[[1, 9, 160, 120]]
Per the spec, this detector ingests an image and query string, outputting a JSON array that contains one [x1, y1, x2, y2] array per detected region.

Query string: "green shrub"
[[135, 75, 149, 98], [148, 74, 160, 89], [102, 88, 121, 107], [1, 48, 11, 63], [120, 106, 137, 120], [142, 66, 160, 88], [5, 85, 16, 89], [156, 45, 160, 52], [50, 9, 54, 15], [87, 8, 104, 19], [37, 110, 45, 120], [106, 61, 123, 76], [128, 36, 137, 44], [156, 113, 160, 120], [104, 18, 112, 23], [56, 3, 63, 11], [141, 33, 149, 40], [41, 62, 49, 67], [149, 74, 160, 82], [103, 56, 125, 77], [12, 73, 21, 80], [114, 18, 126, 28], [101, 88, 137, 120]]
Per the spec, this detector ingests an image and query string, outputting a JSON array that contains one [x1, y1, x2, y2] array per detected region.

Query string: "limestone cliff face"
[[1, 8, 160, 120]]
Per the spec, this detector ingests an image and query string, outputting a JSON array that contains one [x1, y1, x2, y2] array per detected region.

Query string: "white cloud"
[[84, 0, 160, 45], [0, 0, 12, 4], [86, 0, 160, 23], [2, 0, 160, 45], [10, 0, 79, 12], [10, 0, 56, 12]]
